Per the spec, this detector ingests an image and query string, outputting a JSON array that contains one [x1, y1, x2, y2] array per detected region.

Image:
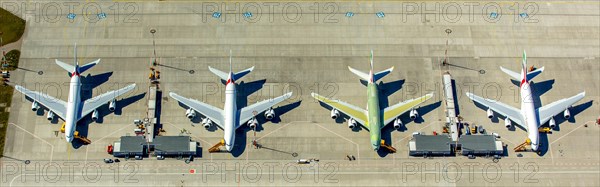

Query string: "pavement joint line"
[[392, 121, 435, 146], [85, 123, 136, 164], [313, 123, 361, 164], [254, 121, 310, 141], [550, 120, 594, 145], [249, 121, 310, 163], [8, 123, 55, 162]]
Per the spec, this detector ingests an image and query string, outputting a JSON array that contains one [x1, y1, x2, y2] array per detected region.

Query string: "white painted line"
[[550, 121, 594, 145], [314, 123, 361, 164], [8, 123, 54, 162]]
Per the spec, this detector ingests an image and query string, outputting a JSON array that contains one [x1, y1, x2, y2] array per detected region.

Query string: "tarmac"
[[1, 1, 599, 186]]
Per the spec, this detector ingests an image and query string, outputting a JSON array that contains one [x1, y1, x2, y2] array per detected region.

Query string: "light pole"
[[150, 29, 157, 66], [443, 28, 452, 66]]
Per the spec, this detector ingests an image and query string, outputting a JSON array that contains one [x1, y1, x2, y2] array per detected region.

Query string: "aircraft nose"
[[225, 144, 233, 152], [66, 136, 73, 143], [373, 144, 380, 151], [531, 143, 538, 151]]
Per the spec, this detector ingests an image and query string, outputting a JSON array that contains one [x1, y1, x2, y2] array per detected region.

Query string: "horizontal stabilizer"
[[348, 66, 370, 81], [55, 60, 75, 73], [500, 66, 545, 81], [208, 66, 229, 81], [78, 59, 101, 73], [373, 67, 394, 82], [233, 66, 254, 81]]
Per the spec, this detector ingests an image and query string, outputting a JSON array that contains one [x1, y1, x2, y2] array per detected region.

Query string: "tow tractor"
[[60, 122, 92, 144], [380, 140, 396, 153], [514, 138, 531, 152], [208, 139, 226, 153]]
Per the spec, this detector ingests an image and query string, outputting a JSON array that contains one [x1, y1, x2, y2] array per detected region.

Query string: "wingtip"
[[284, 92, 293, 98], [537, 66, 545, 71]]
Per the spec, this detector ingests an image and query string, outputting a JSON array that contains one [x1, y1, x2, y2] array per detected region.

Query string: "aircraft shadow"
[[377, 80, 405, 109], [71, 92, 146, 149], [236, 79, 267, 108], [230, 100, 302, 157], [377, 101, 441, 158], [80, 72, 114, 101], [472, 102, 512, 129], [549, 100, 593, 131]]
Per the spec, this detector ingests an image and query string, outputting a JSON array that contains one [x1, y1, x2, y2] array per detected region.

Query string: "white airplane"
[[466, 51, 585, 151], [169, 52, 293, 152], [15, 44, 137, 142]]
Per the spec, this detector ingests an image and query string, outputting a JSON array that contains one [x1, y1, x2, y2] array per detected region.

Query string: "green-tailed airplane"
[[311, 51, 433, 151]]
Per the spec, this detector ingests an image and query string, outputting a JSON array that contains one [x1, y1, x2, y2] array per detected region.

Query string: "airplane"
[[169, 51, 293, 152], [311, 50, 433, 151], [15, 44, 137, 142], [466, 51, 585, 151]]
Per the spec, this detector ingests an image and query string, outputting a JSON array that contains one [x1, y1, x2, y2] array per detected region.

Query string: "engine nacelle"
[[563, 108, 571, 119], [330, 109, 340, 119], [347, 118, 357, 129], [409, 109, 418, 120], [108, 100, 116, 111], [393, 118, 403, 129], [505, 117, 512, 128], [264, 109, 275, 120], [31, 102, 39, 111], [202, 118, 212, 129], [46, 111, 55, 120], [247, 118, 258, 129], [185, 108, 196, 119], [91, 110, 99, 121], [549, 117, 556, 129], [487, 108, 494, 119]]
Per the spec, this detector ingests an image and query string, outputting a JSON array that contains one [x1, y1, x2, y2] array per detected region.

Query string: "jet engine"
[[247, 118, 258, 129], [409, 109, 418, 120], [330, 109, 340, 119], [109, 100, 116, 111], [393, 118, 403, 129], [185, 108, 196, 119], [47, 111, 55, 121], [91, 110, 99, 121], [487, 108, 494, 119], [202, 118, 212, 129], [348, 118, 357, 129], [549, 117, 556, 129], [265, 109, 275, 120], [563, 108, 571, 119], [505, 117, 512, 128], [31, 101, 39, 111]]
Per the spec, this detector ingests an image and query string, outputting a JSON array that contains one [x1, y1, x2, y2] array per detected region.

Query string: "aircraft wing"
[[311, 93, 369, 129], [15, 85, 67, 120], [537, 92, 585, 126], [466, 92, 526, 130], [169, 92, 224, 129], [382, 92, 433, 127], [238, 92, 293, 129], [80, 84, 137, 121]]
